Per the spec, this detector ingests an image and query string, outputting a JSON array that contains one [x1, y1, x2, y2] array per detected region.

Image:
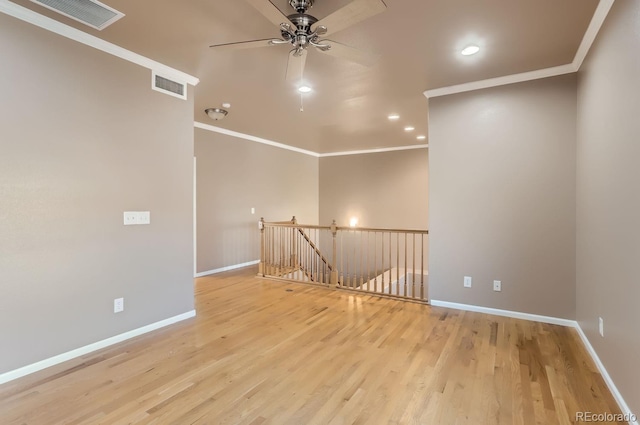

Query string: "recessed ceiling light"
[[417, 135, 426, 140], [461, 45, 480, 56], [222, 102, 231, 108], [298, 86, 312, 93], [388, 114, 400, 120], [404, 126, 415, 132]]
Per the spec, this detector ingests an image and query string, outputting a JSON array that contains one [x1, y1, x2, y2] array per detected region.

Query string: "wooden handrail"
[[263, 221, 428, 235]]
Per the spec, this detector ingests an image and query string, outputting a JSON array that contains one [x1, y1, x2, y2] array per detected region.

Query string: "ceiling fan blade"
[[317, 40, 379, 67], [246, 0, 296, 28], [285, 49, 308, 82], [210, 38, 281, 50], [313, 0, 387, 37]]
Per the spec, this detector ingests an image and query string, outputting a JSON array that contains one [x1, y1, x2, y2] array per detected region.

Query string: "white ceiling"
[[9, 0, 601, 153]]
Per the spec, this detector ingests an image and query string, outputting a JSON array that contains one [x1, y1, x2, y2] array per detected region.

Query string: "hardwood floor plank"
[[0, 267, 624, 424]]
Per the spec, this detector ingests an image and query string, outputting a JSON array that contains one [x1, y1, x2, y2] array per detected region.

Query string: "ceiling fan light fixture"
[[388, 114, 400, 121], [404, 126, 415, 132], [298, 85, 312, 93], [461, 45, 480, 56], [205, 108, 228, 121]]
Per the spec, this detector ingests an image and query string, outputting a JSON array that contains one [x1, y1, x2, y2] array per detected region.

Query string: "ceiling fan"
[[209, 0, 387, 82]]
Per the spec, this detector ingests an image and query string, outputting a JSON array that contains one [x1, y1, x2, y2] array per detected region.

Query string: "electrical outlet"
[[464, 276, 472, 288], [599, 317, 604, 337], [493, 280, 502, 291], [114, 298, 124, 313]]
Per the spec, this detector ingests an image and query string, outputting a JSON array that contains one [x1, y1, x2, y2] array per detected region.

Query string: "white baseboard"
[[429, 300, 576, 327], [0, 310, 196, 386], [574, 325, 638, 425], [430, 299, 637, 424], [194, 260, 259, 278]]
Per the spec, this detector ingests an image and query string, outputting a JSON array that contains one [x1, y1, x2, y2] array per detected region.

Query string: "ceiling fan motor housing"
[[289, 0, 314, 13]]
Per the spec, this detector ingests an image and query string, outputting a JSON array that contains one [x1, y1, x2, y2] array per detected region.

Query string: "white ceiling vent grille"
[[152, 72, 187, 100], [30, 0, 124, 30]]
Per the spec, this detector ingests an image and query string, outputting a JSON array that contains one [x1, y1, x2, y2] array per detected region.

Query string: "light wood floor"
[[0, 267, 622, 424]]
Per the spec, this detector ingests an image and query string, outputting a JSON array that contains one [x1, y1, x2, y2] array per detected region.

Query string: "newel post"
[[291, 216, 298, 266], [258, 217, 265, 276], [330, 219, 339, 287]]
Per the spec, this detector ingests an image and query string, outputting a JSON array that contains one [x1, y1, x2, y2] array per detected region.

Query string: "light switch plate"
[[124, 212, 138, 225], [139, 211, 150, 224]]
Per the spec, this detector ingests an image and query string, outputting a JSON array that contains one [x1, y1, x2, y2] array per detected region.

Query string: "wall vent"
[[152, 72, 187, 100], [30, 0, 124, 30]]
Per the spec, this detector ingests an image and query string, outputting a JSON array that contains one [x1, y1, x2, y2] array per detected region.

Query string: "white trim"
[[423, 0, 614, 99], [424, 64, 576, 99], [194, 122, 320, 158], [572, 0, 615, 70], [195, 260, 260, 278], [574, 325, 639, 425], [0, 0, 199, 86], [195, 122, 429, 158], [429, 300, 575, 327], [0, 310, 196, 385], [319, 144, 429, 157]]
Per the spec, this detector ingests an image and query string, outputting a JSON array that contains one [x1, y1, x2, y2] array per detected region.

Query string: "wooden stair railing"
[[259, 217, 428, 302]]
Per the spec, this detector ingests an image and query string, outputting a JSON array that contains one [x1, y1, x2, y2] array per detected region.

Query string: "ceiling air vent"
[[30, 0, 124, 30], [152, 72, 187, 100]]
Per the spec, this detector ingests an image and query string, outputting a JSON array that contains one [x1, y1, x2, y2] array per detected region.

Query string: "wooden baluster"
[[366, 231, 370, 290], [358, 231, 364, 289], [381, 231, 385, 293], [314, 228, 318, 282], [404, 232, 408, 298], [269, 227, 274, 276], [421, 233, 425, 300], [373, 232, 377, 293], [331, 220, 338, 287], [388, 232, 392, 295], [412, 233, 416, 298], [396, 232, 400, 296]]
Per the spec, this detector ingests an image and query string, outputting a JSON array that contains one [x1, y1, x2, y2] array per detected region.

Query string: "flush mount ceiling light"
[[417, 135, 426, 140], [404, 126, 415, 132], [388, 114, 400, 121], [461, 45, 480, 56], [298, 86, 312, 93], [205, 108, 228, 121]]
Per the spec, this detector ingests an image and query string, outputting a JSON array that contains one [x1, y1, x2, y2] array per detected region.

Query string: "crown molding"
[[573, 0, 614, 70], [195, 122, 429, 157], [0, 0, 199, 86], [319, 144, 429, 157], [424, 0, 614, 99], [424, 64, 576, 99], [194, 122, 320, 157]]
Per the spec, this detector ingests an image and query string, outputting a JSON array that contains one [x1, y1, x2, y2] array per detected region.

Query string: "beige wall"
[[428, 74, 577, 319], [195, 129, 319, 273], [0, 15, 195, 373], [576, 0, 640, 415], [319, 150, 429, 229]]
